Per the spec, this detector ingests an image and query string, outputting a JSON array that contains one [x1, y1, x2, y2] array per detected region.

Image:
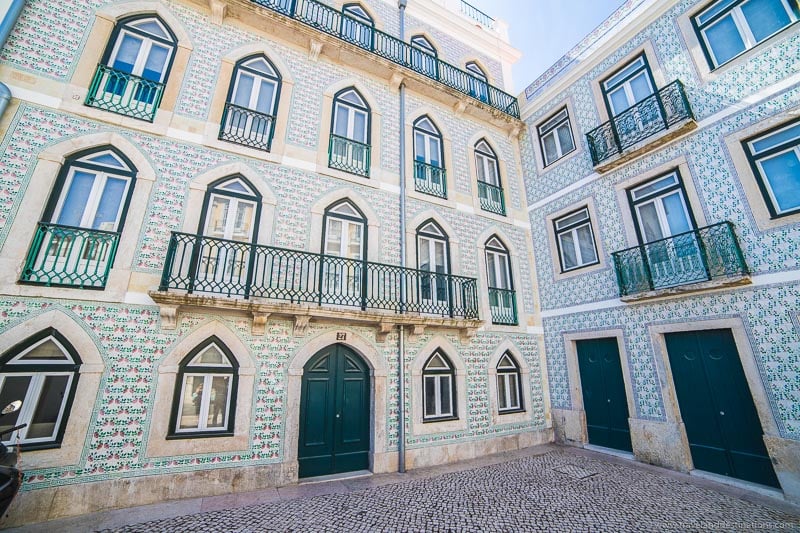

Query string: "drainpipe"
[[0, 0, 26, 120], [397, 0, 408, 474]]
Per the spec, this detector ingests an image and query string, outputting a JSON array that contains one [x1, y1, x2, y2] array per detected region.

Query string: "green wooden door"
[[298, 344, 370, 478], [576, 338, 632, 452], [665, 329, 779, 487]]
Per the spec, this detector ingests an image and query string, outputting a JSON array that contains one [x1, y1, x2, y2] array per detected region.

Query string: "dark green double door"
[[298, 344, 370, 478], [665, 329, 779, 487], [576, 338, 632, 452]]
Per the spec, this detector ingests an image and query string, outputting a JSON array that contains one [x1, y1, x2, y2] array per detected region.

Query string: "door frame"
[[284, 330, 388, 481], [562, 329, 637, 446], [648, 317, 783, 485]]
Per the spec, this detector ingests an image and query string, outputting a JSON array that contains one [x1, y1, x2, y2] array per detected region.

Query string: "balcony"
[[477, 181, 505, 216], [85, 65, 165, 122], [157, 232, 480, 328], [20, 223, 120, 289], [248, 0, 519, 118], [488, 288, 517, 325], [329, 135, 371, 177], [414, 161, 447, 199], [612, 222, 749, 300], [219, 103, 276, 152], [459, 0, 496, 29], [587, 80, 695, 171]]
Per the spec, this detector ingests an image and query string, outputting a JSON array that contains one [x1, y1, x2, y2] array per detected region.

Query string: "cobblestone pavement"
[[96, 448, 800, 533]]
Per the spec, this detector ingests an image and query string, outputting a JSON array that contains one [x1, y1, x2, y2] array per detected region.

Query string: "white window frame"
[[745, 120, 800, 217], [537, 108, 576, 166]]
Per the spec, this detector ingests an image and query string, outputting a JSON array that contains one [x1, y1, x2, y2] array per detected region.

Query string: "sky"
[[464, 0, 625, 93]]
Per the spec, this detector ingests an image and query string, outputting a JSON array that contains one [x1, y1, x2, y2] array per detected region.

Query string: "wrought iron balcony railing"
[[249, 0, 519, 118], [329, 134, 371, 176], [460, 0, 496, 29], [159, 232, 480, 319], [20, 222, 120, 289], [85, 65, 166, 122], [612, 222, 748, 297], [488, 287, 517, 325], [587, 80, 694, 166], [414, 161, 447, 199], [477, 181, 506, 216], [219, 103, 276, 152]]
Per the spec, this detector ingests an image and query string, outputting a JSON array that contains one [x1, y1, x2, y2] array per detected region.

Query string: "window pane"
[[741, 0, 792, 42], [608, 87, 630, 115], [325, 219, 343, 255], [486, 253, 498, 287], [603, 57, 645, 89], [497, 374, 507, 410], [631, 174, 678, 200], [760, 150, 800, 213], [347, 222, 363, 259], [353, 111, 367, 143], [509, 374, 520, 409], [92, 177, 128, 231], [557, 124, 574, 154], [555, 209, 589, 230], [112, 34, 142, 73], [57, 171, 95, 226], [179, 375, 204, 430], [576, 225, 598, 265], [0, 376, 31, 436], [705, 15, 746, 65], [662, 192, 692, 235], [206, 196, 231, 238], [194, 344, 226, 365], [751, 124, 800, 153], [424, 376, 436, 416], [256, 79, 276, 113], [232, 201, 255, 241], [26, 375, 69, 439], [206, 376, 231, 429], [559, 232, 577, 269], [697, 0, 739, 25], [629, 73, 653, 103], [334, 105, 349, 137], [475, 154, 486, 181], [637, 202, 665, 242], [21, 339, 69, 361], [439, 376, 452, 415], [414, 132, 425, 161], [234, 73, 255, 107], [142, 44, 169, 81], [429, 138, 441, 166], [543, 134, 558, 164]]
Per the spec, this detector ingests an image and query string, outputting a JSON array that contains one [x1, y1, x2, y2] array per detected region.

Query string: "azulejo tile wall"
[[0, 296, 546, 492]]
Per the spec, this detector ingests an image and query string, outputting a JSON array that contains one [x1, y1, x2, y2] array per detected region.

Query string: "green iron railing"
[[85, 64, 165, 122], [459, 0, 496, 29], [219, 103, 276, 152], [414, 160, 447, 199], [612, 221, 748, 297], [20, 222, 120, 289], [477, 181, 506, 216], [249, 0, 519, 118], [488, 287, 517, 325], [329, 134, 371, 177], [160, 232, 480, 319], [587, 80, 694, 166]]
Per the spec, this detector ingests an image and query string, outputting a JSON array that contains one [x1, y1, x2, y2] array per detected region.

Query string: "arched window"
[[413, 116, 446, 198], [330, 88, 371, 177], [190, 176, 262, 295], [410, 35, 438, 78], [416, 220, 450, 313], [86, 15, 177, 121], [220, 55, 282, 152], [496, 352, 523, 413], [475, 139, 505, 216], [341, 3, 374, 50], [170, 337, 238, 436], [0, 329, 81, 448], [465, 61, 489, 103], [422, 350, 456, 421], [322, 200, 367, 303], [20, 147, 137, 288], [485, 236, 516, 325]]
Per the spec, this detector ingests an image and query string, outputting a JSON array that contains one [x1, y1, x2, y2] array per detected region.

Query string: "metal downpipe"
[[0, 0, 26, 120], [397, 0, 408, 474]]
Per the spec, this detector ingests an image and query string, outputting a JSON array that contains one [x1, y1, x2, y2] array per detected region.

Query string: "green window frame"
[[0, 329, 81, 450], [537, 107, 576, 167], [692, 0, 800, 69], [168, 337, 238, 439], [496, 352, 524, 414], [743, 119, 800, 217], [553, 207, 600, 272]]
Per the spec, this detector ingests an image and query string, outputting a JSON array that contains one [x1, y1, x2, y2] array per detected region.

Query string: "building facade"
[[0, 0, 551, 525], [522, 0, 800, 503]]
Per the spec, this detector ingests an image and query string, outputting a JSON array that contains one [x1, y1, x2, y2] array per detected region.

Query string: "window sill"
[[620, 274, 751, 303], [498, 408, 525, 416], [593, 118, 697, 173], [166, 431, 234, 440], [422, 415, 459, 424]]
